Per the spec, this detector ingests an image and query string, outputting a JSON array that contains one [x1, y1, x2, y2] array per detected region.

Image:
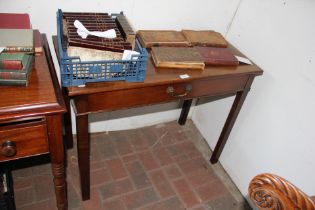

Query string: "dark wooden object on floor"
[[0, 34, 67, 210], [53, 36, 263, 200], [249, 173, 315, 210]]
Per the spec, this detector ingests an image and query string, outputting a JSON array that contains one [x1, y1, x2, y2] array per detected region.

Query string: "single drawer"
[[0, 118, 49, 162], [79, 75, 249, 114]]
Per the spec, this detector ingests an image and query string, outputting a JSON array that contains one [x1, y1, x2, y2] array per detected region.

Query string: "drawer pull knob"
[[166, 84, 192, 98], [1, 141, 17, 157]]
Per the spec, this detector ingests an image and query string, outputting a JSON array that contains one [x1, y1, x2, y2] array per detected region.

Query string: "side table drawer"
[[0, 118, 49, 162], [82, 75, 249, 113]]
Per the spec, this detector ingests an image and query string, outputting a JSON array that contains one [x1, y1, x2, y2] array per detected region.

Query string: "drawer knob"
[[166, 84, 192, 98], [1, 141, 17, 157]]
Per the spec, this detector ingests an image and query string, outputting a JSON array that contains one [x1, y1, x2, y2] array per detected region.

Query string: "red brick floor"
[[10, 120, 249, 210]]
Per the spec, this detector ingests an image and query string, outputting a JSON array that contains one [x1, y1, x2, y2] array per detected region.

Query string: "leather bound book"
[[137, 30, 190, 48], [151, 47, 205, 70], [0, 54, 34, 86], [0, 13, 31, 29], [182, 30, 228, 48], [0, 29, 34, 53], [195, 46, 239, 66], [0, 53, 24, 70], [0, 79, 29, 86]]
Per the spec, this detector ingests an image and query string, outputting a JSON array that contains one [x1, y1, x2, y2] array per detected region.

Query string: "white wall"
[[2, 0, 314, 204], [0, 0, 240, 132], [193, 0, 315, 200]]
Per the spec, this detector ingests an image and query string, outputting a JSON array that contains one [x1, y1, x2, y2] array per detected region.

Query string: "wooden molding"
[[249, 173, 315, 210]]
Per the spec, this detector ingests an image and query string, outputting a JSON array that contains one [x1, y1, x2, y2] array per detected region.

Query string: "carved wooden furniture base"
[[249, 173, 315, 210]]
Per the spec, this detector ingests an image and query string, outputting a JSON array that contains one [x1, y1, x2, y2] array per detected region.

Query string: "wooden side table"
[[0, 34, 67, 210], [53, 36, 263, 201]]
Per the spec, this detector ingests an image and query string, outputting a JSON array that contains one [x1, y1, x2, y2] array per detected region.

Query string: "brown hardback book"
[[195, 46, 239, 66], [151, 47, 205, 70], [0, 54, 34, 86], [137, 30, 190, 48], [182, 30, 228, 48], [0, 53, 24, 70]]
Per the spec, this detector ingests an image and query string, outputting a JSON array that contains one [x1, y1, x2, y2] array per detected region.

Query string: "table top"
[[0, 34, 66, 123], [52, 36, 263, 97]]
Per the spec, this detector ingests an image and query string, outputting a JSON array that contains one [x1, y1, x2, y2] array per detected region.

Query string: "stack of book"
[[137, 30, 240, 70], [0, 52, 34, 86], [0, 13, 40, 86]]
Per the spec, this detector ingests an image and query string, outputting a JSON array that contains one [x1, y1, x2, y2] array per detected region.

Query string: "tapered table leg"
[[210, 76, 254, 163], [76, 113, 90, 200], [178, 99, 193, 125]]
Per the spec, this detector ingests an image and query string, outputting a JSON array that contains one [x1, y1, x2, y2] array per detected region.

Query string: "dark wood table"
[[53, 36, 263, 200], [0, 35, 67, 210]]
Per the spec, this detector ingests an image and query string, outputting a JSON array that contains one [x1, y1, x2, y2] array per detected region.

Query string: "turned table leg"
[[47, 115, 68, 210]]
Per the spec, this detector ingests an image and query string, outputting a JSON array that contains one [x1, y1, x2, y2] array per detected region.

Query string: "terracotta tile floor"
[[10, 120, 250, 210]]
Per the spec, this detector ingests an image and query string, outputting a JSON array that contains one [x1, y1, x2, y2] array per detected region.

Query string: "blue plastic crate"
[[56, 9, 148, 87]]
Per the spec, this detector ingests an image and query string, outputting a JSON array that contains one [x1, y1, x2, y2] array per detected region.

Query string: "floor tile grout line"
[[13, 120, 248, 210]]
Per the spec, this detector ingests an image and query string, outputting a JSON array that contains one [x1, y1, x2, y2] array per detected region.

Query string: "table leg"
[[63, 88, 73, 149], [47, 115, 68, 210], [76, 113, 90, 200], [178, 99, 193, 125], [210, 76, 255, 164]]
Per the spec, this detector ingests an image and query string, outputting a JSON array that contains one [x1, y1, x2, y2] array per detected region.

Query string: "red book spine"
[[0, 72, 26, 79], [0, 60, 23, 70]]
